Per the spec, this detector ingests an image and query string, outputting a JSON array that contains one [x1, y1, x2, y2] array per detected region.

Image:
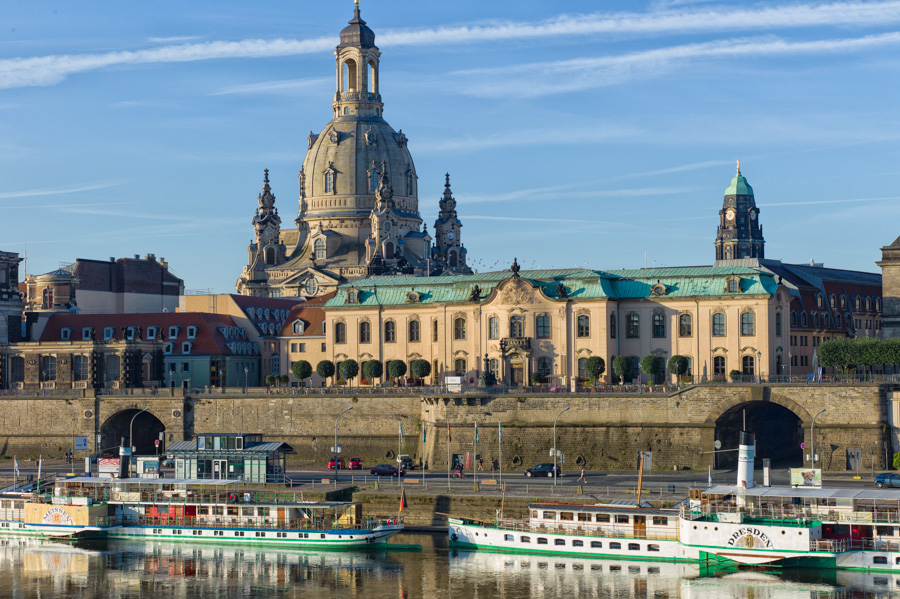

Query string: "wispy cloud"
[[762, 195, 900, 207], [455, 32, 900, 97], [3, 2, 900, 89], [0, 180, 121, 200], [212, 77, 331, 96], [463, 185, 696, 204], [148, 35, 203, 44], [415, 125, 640, 153]]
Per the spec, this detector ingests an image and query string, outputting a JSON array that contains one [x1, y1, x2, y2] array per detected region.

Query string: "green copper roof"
[[725, 170, 754, 196], [324, 266, 779, 308]]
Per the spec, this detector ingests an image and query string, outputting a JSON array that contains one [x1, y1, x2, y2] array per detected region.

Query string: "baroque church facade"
[[236, 7, 471, 299]]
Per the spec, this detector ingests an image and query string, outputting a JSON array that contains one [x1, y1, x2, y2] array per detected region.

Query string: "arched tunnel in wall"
[[715, 401, 803, 468], [99, 409, 166, 457]]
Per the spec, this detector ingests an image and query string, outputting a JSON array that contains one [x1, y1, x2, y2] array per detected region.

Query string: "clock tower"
[[715, 161, 765, 261], [433, 173, 469, 272]]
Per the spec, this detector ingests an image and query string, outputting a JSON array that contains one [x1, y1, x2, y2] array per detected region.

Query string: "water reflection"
[[0, 536, 898, 597]]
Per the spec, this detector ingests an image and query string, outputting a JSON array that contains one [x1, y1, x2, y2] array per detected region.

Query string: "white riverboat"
[[448, 432, 900, 572], [0, 477, 403, 547]]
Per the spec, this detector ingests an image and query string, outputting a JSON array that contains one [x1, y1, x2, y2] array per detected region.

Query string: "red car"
[[348, 457, 363, 470], [328, 456, 344, 470]]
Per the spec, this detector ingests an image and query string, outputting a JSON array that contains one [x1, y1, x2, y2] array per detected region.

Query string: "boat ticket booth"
[[168, 434, 294, 483]]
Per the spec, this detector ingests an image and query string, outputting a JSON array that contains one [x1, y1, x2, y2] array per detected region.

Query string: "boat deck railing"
[[685, 505, 900, 525], [810, 538, 900, 553], [91, 515, 402, 531], [464, 517, 679, 541], [39, 488, 323, 507]]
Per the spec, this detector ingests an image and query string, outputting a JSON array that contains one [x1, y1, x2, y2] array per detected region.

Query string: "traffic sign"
[[714, 440, 722, 450], [800, 442, 806, 449]]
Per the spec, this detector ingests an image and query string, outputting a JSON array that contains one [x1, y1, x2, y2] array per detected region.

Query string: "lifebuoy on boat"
[[450, 533, 458, 542]]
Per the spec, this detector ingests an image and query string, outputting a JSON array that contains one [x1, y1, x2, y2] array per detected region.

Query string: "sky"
[[2, 0, 900, 291]]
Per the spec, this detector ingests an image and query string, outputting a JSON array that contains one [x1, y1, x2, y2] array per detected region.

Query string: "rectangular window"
[[742, 312, 755, 336], [521, 536, 530, 543], [187, 326, 197, 339], [590, 541, 602, 548], [168, 326, 179, 339], [577, 513, 590, 522], [559, 512, 574, 521], [595, 514, 610, 523], [181, 362, 190, 373], [626, 314, 639, 338], [609, 542, 621, 549], [628, 543, 640, 550], [504, 534, 514, 541], [615, 515, 629, 524], [242, 507, 254, 516], [61, 328, 71, 341], [537, 538, 548, 545], [536, 315, 551, 339], [713, 313, 726, 336], [554, 539, 565, 546], [290, 343, 297, 352], [572, 540, 584, 547], [652, 516, 668, 526], [543, 511, 556, 520]]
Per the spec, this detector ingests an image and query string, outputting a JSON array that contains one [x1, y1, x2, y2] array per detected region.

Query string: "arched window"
[[264, 246, 275, 265], [609, 313, 616, 339], [407, 172, 414, 196], [454, 358, 466, 375], [652, 312, 665, 338], [577, 315, 590, 338], [816, 294, 823, 308], [335, 322, 346, 344], [742, 355, 755, 375], [314, 239, 326, 259], [876, 298, 882, 312], [866, 297, 872, 311], [41, 355, 57, 381], [841, 295, 848, 309], [408, 320, 420, 342], [510, 316, 524, 338], [359, 321, 371, 343], [829, 294, 836, 309], [712, 313, 726, 336], [73, 355, 89, 382], [537, 357, 552, 377], [835, 313, 842, 328], [536, 315, 551, 339], [775, 312, 782, 337], [727, 279, 739, 293], [454, 318, 466, 340], [10, 356, 24, 383], [713, 356, 726, 377], [384, 321, 396, 343], [823, 313, 831, 329], [384, 242, 394, 260], [626, 313, 639, 338], [41, 288, 53, 310], [790, 311, 797, 327], [368, 59, 378, 93], [488, 317, 499, 339], [432, 319, 438, 342], [855, 296, 861, 310], [741, 312, 755, 336], [324, 171, 334, 194], [369, 169, 378, 193], [448, 250, 458, 267], [801, 312, 808, 327], [577, 358, 587, 379], [812, 312, 819, 328], [679, 314, 692, 337], [342, 59, 358, 92], [105, 355, 120, 381]]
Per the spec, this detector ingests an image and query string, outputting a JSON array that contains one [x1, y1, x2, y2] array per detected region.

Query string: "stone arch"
[[705, 390, 813, 425], [99, 408, 166, 457]]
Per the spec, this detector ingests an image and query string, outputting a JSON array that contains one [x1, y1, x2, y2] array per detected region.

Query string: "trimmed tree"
[[667, 355, 689, 380], [613, 356, 633, 383], [278, 374, 289, 385], [291, 360, 312, 384], [410, 359, 431, 380], [387, 359, 407, 384], [362, 359, 383, 385], [316, 360, 336, 385], [640, 355, 661, 385], [265, 374, 277, 387], [584, 356, 606, 383], [339, 359, 359, 384], [530, 372, 543, 385]]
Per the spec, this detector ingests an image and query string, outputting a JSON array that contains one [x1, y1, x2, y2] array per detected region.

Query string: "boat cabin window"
[[227, 507, 238, 516], [504, 534, 514, 541], [1, 501, 9, 509], [14, 501, 24, 510], [573, 540, 584, 547], [157, 506, 169, 515], [543, 511, 556, 520], [258, 507, 269, 517], [559, 512, 574, 521], [610, 542, 621, 549], [595, 514, 610, 523], [615, 515, 629, 524], [653, 516, 668, 526], [578, 513, 590, 522], [555, 539, 565, 546], [874, 556, 888, 565], [648, 544, 660, 552], [198, 507, 208, 515], [537, 538, 548, 545], [521, 536, 531, 543], [242, 507, 254, 516], [876, 526, 895, 536], [628, 543, 640, 550], [531, 510, 538, 518], [212, 506, 223, 516], [590, 541, 602, 548]]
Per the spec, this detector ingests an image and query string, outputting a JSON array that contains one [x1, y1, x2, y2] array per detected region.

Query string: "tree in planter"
[[410, 359, 431, 381], [316, 360, 336, 386], [667, 355, 689, 382], [729, 369, 742, 382], [640, 355, 661, 385], [387, 359, 407, 385], [584, 356, 606, 384], [339, 359, 359, 385], [278, 374, 289, 386], [291, 360, 312, 385], [613, 356, 633, 384], [529, 372, 543, 386], [265, 374, 277, 387], [362, 359, 383, 385]]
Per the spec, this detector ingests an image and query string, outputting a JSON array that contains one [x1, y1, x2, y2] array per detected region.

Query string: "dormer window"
[[368, 168, 378, 193], [103, 327, 115, 341], [816, 293, 824, 308], [726, 277, 740, 293], [168, 326, 179, 339], [313, 239, 326, 260], [292, 320, 305, 335], [61, 328, 72, 341], [82, 327, 92, 341], [187, 326, 197, 339], [650, 284, 666, 297], [347, 289, 359, 304], [147, 326, 158, 340], [164, 343, 173, 355], [124, 327, 135, 341], [182, 342, 192, 354]]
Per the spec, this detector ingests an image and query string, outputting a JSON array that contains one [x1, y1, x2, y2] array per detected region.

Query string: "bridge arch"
[[99, 409, 166, 457]]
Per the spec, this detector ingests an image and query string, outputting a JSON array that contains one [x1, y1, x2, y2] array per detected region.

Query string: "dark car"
[[525, 463, 561, 478], [875, 473, 900, 488], [370, 464, 405, 477], [348, 457, 363, 470], [161, 459, 175, 468], [398, 457, 415, 471]]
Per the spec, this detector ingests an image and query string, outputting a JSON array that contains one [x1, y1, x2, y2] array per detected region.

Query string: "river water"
[[0, 533, 897, 598]]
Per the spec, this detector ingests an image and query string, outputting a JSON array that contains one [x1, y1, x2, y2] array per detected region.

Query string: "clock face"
[[726, 209, 735, 221], [749, 210, 757, 220], [447, 231, 455, 241]]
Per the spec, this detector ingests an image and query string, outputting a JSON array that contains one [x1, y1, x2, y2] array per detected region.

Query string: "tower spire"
[[736, 159, 741, 175]]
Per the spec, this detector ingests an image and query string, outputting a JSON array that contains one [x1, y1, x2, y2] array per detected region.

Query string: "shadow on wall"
[[432, 495, 451, 527]]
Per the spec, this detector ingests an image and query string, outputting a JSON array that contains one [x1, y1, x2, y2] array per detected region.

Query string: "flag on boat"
[[13, 457, 18, 478], [475, 422, 479, 444], [37, 455, 42, 485], [399, 421, 403, 443], [499, 421, 502, 442], [399, 487, 408, 513], [422, 426, 426, 443]]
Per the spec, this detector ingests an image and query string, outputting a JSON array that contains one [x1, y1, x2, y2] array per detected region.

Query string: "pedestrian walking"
[[577, 466, 586, 483], [477, 457, 484, 471]]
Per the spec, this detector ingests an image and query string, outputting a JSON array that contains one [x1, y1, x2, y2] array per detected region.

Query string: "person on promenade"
[[578, 467, 586, 483]]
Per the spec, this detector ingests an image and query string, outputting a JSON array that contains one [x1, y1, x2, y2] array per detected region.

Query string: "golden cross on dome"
[[355, 0, 359, 7], [736, 159, 741, 174]]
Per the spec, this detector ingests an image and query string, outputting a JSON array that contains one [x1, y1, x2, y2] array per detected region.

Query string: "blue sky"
[[2, 1, 900, 291]]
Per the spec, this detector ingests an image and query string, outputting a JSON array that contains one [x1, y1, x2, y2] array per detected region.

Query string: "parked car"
[[874, 473, 900, 488], [348, 457, 363, 470], [328, 456, 344, 470], [524, 463, 561, 478], [398, 456, 415, 471], [370, 464, 405, 477], [161, 459, 175, 468]]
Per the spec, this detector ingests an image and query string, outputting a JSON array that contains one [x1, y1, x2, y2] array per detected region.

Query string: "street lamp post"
[[129, 408, 150, 456], [788, 352, 792, 380], [757, 351, 762, 383], [811, 408, 826, 467], [334, 406, 353, 484], [244, 367, 249, 393], [553, 406, 570, 487]]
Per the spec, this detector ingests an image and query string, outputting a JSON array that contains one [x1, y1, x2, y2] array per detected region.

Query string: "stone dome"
[[339, 8, 376, 49]]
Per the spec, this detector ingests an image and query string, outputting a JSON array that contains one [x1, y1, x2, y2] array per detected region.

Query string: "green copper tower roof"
[[725, 160, 754, 196]]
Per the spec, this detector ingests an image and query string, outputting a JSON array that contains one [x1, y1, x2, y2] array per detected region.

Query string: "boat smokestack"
[[737, 431, 755, 489]]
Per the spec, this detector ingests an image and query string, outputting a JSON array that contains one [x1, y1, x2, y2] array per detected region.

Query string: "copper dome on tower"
[[339, 7, 375, 48]]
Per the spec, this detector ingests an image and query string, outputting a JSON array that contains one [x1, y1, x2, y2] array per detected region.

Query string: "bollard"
[[474, 482, 479, 492], [577, 485, 583, 495], [673, 465, 678, 471]]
